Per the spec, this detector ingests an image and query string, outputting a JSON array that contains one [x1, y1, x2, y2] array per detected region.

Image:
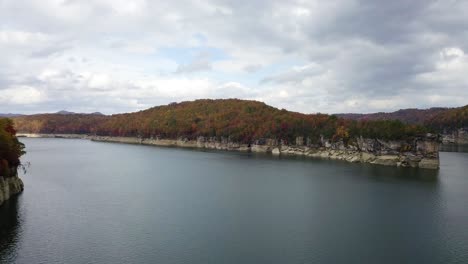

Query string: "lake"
[[1, 138, 468, 263]]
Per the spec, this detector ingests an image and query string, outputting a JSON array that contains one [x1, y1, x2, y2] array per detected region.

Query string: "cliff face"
[[0, 168, 24, 207], [249, 136, 439, 169], [442, 128, 468, 145], [0, 117, 25, 207], [90, 134, 440, 169]]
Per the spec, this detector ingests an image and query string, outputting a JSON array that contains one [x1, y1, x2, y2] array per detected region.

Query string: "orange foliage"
[[12, 99, 428, 143]]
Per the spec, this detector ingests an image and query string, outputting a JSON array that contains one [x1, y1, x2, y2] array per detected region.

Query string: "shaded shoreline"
[[17, 133, 440, 169]]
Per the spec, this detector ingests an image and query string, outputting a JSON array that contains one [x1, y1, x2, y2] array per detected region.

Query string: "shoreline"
[[17, 133, 440, 169]]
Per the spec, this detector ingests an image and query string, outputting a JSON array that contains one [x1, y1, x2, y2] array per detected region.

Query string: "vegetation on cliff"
[[13, 99, 428, 144], [424, 105, 468, 132], [0, 118, 25, 178], [337, 104, 468, 134]]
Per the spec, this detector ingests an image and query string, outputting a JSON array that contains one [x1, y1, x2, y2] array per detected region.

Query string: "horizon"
[[1, 1, 468, 114], [1, 98, 466, 116]]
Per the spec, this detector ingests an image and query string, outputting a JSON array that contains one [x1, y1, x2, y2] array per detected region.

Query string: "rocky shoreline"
[[18, 133, 440, 169], [441, 128, 468, 145]]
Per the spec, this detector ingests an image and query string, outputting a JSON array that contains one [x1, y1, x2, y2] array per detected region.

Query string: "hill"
[[13, 113, 108, 135], [337, 105, 468, 135], [424, 105, 468, 132], [0, 113, 24, 118], [12, 99, 428, 144], [55, 110, 105, 115], [336, 107, 449, 124]]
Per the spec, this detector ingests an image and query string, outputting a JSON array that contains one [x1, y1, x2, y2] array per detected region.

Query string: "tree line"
[[13, 99, 430, 144], [424, 105, 468, 132]]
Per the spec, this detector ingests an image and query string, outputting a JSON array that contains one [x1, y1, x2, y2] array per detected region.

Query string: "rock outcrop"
[[442, 128, 468, 145], [0, 169, 24, 207], [18, 133, 440, 169], [88, 134, 440, 169]]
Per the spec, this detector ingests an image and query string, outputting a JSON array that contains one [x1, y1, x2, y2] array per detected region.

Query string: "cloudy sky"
[[1, 0, 467, 114]]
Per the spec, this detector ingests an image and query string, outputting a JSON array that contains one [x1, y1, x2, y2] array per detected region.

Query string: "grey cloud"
[[30, 44, 71, 58], [221, 0, 467, 97], [313, 0, 430, 44], [244, 64, 262, 73], [1, 0, 467, 114], [175, 51, 212, 74], [261, 63, 325, 84]]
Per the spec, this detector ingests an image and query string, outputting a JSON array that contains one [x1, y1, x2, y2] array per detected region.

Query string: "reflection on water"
[[266, 152, 440, 182], [441, 144, 468, 153], [0, 138, 467, 264], [0, 196, 22, 263], [360, 163, 440, 182]]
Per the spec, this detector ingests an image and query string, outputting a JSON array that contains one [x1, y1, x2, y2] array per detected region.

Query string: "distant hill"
[[424, 105, 468, 132], [56, 110, 75, 115], [337, 105, 468, 134], [0, 113, 24, 118], [13, 113, 108, 135], [1, 111, 104, 117], [56, 110, 105, 115], [336, 108, 449, 124], [11, 99, 427, 143]]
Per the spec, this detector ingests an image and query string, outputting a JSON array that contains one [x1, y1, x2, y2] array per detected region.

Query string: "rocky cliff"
[[89, 134, 440, 169], [0, 168, 24, 207], [17, 133, 440, 169], [442, 128, 468, 145], [0, 117, 25, 207]]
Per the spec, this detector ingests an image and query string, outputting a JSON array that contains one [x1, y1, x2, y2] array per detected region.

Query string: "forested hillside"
[[13, 113, 107, 135], [336, 108, 449, 124], [13, 99, 428, 144], [424, 105, 468, 132], [338, 105, 468, 134]]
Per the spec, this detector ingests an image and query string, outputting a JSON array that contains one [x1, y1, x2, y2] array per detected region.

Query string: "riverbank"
[[17, 133, 440, 169]]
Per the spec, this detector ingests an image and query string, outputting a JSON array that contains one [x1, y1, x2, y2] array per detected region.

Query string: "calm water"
[[1, 138, 468, 264]]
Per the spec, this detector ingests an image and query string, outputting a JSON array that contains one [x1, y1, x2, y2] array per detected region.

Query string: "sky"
[[0, 0, 467, 115]]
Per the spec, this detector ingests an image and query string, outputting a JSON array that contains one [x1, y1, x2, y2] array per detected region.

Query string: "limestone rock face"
[[295, 136, 304, 146], [442, 128, 468, 145], [349, 155, 360, 163], [361, 152, 376, 162], [88, 134, 440, 169], [372, 155, 399, 166], [0, 175, 24, 207], [251, 145, 270, 153], [418, 158, 440, 169], [272, 148, 280, 155]]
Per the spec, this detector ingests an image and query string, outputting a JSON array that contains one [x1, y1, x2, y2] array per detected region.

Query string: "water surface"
[[1, 138, 468, 263]]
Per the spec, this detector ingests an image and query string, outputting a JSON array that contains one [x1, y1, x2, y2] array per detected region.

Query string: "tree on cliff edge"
[[0, 118, 25, 178]]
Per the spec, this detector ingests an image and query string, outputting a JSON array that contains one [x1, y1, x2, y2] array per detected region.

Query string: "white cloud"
[[0, 0, 467, 114], [262, 63, 325, 83], [415, 47, 468, 88], [175, 52, 212, 74], [0, 30, 50, 46], [0, 86, 45, 104]]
